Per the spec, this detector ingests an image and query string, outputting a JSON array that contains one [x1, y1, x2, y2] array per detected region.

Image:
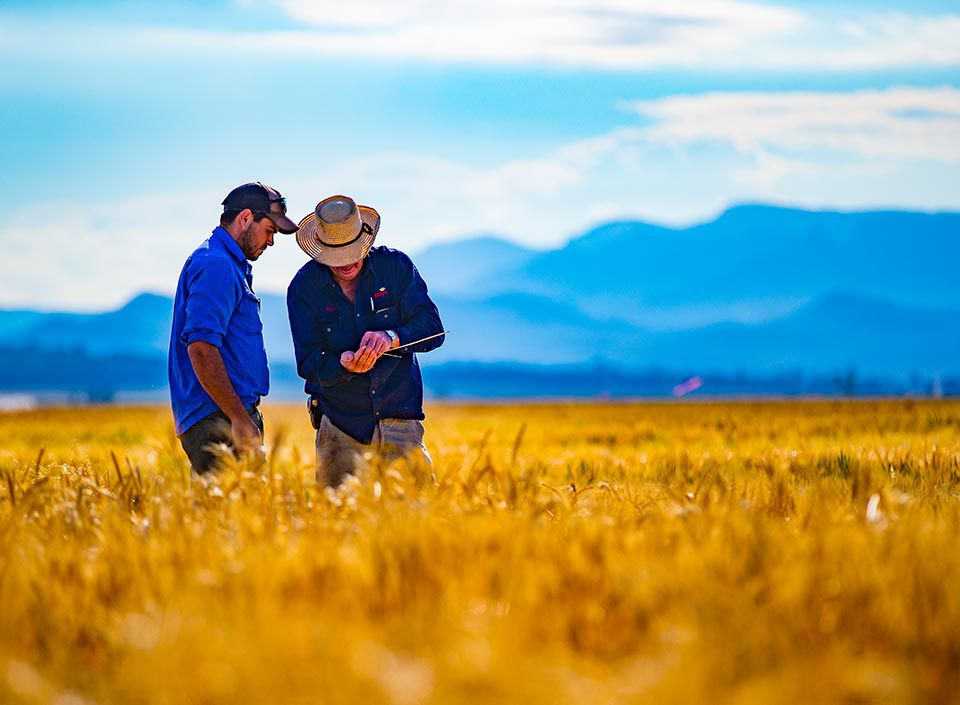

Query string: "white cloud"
[[0, 133, 648, 309], [626, 86, 960, 164], [828, 12, 960, 71], [270, 0, 803, 69], [2, 4, 960, 70], [221, 86, 958, 232], [133, 9, 960, 70], [0, 191, 216, 310], [3, 87, 960, 309], [326, 87, 960, 243]]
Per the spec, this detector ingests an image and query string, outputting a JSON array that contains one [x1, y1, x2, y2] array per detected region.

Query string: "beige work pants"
[[316, 416, 432, 487]]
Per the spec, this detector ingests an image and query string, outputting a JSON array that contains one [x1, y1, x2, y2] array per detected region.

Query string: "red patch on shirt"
[[373, 290, 390, 298], [324, 306, 336, 311]]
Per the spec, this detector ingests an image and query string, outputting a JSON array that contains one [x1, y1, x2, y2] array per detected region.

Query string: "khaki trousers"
[[316, 416, 432, 487]]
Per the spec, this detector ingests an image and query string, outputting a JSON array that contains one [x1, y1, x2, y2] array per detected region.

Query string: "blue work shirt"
[[287, 246, 444, 444], [168, 227, 269, 435]]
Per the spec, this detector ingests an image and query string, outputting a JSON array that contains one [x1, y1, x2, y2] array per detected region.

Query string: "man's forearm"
[[187, 341, 249, 421]]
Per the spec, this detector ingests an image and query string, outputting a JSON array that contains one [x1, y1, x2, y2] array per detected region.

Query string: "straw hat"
[[296, 195, 380, 267]]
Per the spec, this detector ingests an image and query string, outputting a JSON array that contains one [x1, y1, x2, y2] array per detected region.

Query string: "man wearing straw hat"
[[287, 195, 445, 486], [169, 182, 298, 473]]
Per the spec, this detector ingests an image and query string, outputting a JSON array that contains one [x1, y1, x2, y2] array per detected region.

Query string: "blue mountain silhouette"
[[416, 205, 960, 328], [2, 206, 958, 396]]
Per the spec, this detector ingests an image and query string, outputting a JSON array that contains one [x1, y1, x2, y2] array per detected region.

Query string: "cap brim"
[[295, 206, 380, 267], [267, 213, 299, 234]]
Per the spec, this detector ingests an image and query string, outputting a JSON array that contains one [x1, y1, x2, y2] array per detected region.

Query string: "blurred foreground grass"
[[1, 400, 958, 704]]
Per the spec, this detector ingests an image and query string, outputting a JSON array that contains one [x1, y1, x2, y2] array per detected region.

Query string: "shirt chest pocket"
[[240, 290, 263, 335], [372, 298, 401, 328], [320, 316, 354, 351]]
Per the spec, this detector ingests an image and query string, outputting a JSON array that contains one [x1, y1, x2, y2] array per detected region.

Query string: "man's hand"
[[340, 348, 376, 373], [340, 331, 397, 373], [231, 414, 264, 455], [360, 330, 395, 356]]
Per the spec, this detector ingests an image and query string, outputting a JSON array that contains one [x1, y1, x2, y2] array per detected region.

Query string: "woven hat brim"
[[296, 206, 380, 267]]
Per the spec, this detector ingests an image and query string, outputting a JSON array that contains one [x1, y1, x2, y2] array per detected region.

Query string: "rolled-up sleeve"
[[180, 256, 240, 348], [287, 282, 357, 388], [393, 254, 444, 354]]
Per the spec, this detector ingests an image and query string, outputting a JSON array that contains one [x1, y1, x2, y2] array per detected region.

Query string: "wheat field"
[[0, 400, 958, 704]]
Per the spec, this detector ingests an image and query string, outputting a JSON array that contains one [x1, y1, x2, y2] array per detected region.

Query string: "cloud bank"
[[2, 3, 960, 71], [3, 86, 958, 308]]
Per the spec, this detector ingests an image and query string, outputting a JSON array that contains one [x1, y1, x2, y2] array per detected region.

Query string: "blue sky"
[[1, 0, 958, 309]]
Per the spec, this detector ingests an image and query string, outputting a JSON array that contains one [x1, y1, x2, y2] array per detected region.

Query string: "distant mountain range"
[[2, 205, 958, 399], [416, 205, 960, 328]]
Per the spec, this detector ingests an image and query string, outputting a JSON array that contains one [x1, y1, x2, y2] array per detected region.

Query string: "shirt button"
[[326, 327, 331, 332], [356, 313, 360, 317], [371, 389, 376, 395]]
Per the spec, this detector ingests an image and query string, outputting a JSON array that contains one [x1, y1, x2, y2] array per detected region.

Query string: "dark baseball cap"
[[221, 182, 298, 234]]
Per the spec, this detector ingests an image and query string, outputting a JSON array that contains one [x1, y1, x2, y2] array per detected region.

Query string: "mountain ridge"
[[2, 205, 958, 382]]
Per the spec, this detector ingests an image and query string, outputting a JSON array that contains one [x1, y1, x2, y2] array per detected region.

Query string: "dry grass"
[[1, 400, 958, 704]]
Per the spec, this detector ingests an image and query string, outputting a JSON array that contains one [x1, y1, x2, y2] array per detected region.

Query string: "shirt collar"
[[212, 226, 248, 265]]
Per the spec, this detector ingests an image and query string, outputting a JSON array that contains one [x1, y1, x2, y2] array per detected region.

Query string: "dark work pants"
[[178, 405, 264, 474]]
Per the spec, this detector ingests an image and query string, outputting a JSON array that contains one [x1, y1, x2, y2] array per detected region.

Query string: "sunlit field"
[[1, 400, 958, 704]]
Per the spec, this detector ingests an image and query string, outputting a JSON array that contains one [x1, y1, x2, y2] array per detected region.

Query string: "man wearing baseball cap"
[[168, 182, 298, 473], [287, 195, 445, 487]]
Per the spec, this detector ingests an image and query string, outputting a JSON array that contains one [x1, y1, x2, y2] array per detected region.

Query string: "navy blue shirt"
[[287, 247, 444, 444], [168, 227, 269, 435]]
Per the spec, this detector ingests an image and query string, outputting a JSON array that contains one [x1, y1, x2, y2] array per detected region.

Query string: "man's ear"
[[237, 208, 254, 228]]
